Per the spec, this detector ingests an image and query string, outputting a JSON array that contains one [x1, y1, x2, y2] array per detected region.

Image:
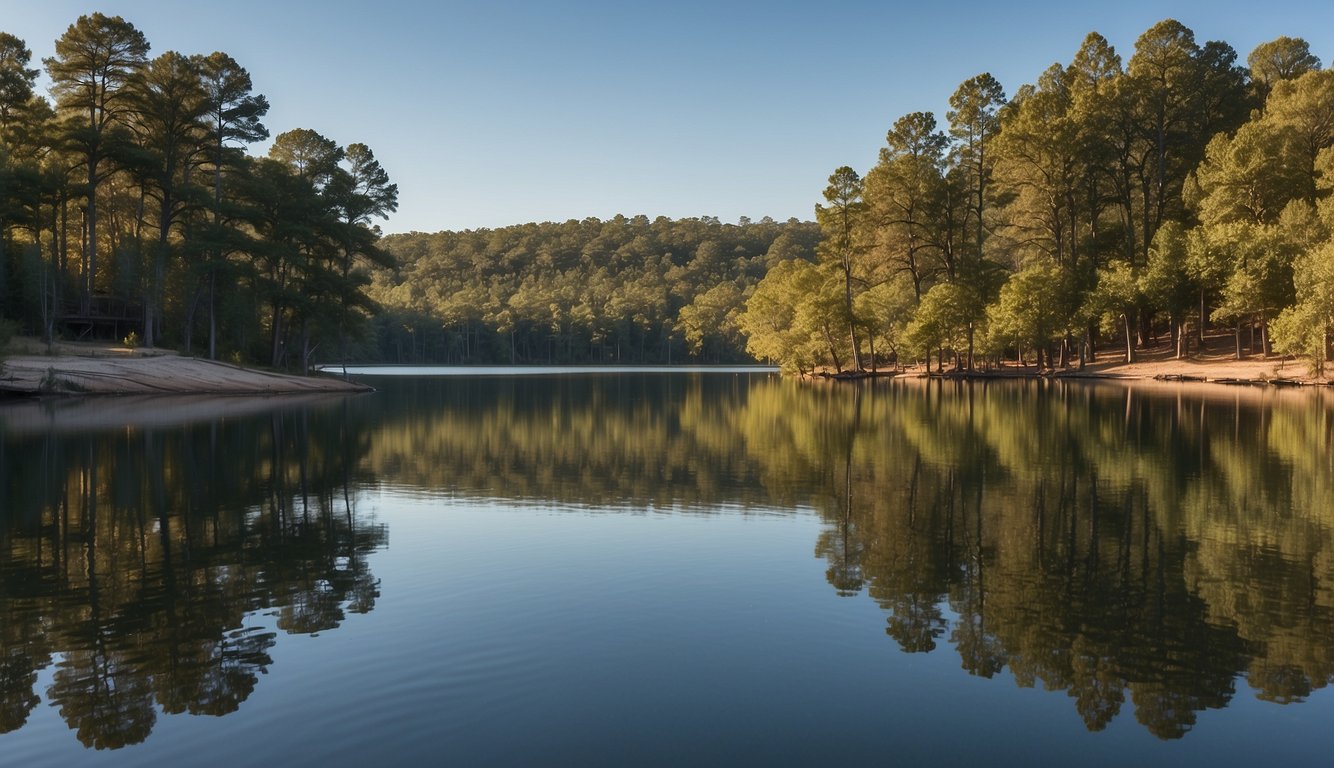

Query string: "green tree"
[[1265, 70, 1334, 202], [1141, 221, 1196, 357], [1208, 219, 1301, 358], [947, 73, 1006, 270], [1083, 260, 1141, 362], [864, 111, 949, 301], [854, 275, 916, 370], [325, 142, 398, 362], [1189, 120, 1303, 227], [986, 261, 1075, 368], [677, 281, 745, 360], [1271, 239, 1334, 374], [904, 281, 978, 371], [739, 258, 824, 373], [1248, 36, 1321, 103], [129, 50, 208, 349], [815, 166, 868, 370], [0, 33, 37, 139], [198, 51, 268, 359], [44, 13, 149, 311]]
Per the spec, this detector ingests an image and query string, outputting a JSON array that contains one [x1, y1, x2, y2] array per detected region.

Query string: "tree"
[[198, 51, 268, 359], [864, 111, 949, 301], [739, 258, 824, 373], [325, 142, 398, 362], [1265, 70, 1334, 202], [815, 166, 868, 370], [854, 275, 916, 370], [269, 127, 342, 187], [1209, 219, 1301, 358], [1189, 120, 1304, 227], [1141, 221, 1196, 358], [237, 156, 337, 368], [947, 73, 1006, 269], [677, 281, 745, 360], [44, 13, 149, 311], [129, 51, 208, 348], [0, 33, 40, 305], [986, 261, 1076, 368], [1083, 261, 1140, 362], [0, 33, 37, 138], [904, 281, 978, 371], [1271, 239, 1334, 374], [992, 63, 1087, 269], [1248, 36, 1321, 103]]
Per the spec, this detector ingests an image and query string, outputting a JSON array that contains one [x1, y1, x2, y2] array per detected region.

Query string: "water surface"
[[1, 373, 1332, 765]]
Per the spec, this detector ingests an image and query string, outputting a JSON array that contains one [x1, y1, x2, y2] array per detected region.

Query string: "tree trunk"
[[270, 302, 284, 368], [845, 269, 862, 371], [1198, 288, 1206, 345], [966, 322, 975, 371], [1123, 313, 1134, 364], [208, 269, 217, 360], [84, 156, 97, 314], [823, 324, 843, 373]]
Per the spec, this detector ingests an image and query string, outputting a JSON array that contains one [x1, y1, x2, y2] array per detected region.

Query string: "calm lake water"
[[2, 371, 1333, 766]]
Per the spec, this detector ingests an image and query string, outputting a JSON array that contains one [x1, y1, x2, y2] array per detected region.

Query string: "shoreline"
[[0, 348, 371, 396], [3, 337, 1326, 396], [816, 367, 1326, 388], [808, 337, 1330, 389]]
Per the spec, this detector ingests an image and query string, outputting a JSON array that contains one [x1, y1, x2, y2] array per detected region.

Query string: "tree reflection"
[[0, 397, 383, 749], [787, 379, 1334, 739], [8, 373, 1333, 747], [348, 373, 1334, 740]]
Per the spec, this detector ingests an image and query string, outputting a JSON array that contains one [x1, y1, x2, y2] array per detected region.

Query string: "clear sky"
[[6, 1, 1334, 234]]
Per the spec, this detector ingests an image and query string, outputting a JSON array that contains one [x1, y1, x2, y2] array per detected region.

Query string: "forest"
[[741, 20, 1334, 375], [370, 216, 818, 364], [6, 16, 1334, 376], [368, 18, 1334, 374], [0, 13, 397, 370]]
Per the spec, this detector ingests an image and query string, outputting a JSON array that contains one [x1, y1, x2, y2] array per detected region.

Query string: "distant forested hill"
[[368, 215, 817, 364]]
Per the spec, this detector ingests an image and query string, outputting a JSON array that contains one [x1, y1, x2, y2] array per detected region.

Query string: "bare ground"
[[844, 333, 1329, 387], [0, 338, 369, 395], [1069, 335, 1318, 383]]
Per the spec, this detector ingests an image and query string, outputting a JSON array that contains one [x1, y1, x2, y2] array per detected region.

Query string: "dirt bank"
[[0, 341, 369, 395], [845, 336, 1328, 387]]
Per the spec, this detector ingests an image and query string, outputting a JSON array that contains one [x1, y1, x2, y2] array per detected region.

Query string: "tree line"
[[369, 215, 818, 364], [0, 13, 397, 370], [740, 20, 1334, 376]]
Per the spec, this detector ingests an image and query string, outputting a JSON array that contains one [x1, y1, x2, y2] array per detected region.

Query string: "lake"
[[1, 371, 1333, 766]]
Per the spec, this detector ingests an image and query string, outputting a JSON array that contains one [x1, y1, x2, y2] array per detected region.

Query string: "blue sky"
[[7, 1, 1334, 233]]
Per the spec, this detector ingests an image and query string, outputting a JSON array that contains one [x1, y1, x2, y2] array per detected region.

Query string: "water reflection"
[[358, 375, 1334, 738], [0, 396, 384, 749], [3, 374, 1333, 750], [797, 380, 1334, 739]]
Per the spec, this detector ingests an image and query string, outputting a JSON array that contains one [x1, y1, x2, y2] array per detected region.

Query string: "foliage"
[[372, 215, 818, 364], [984, 261, 1072, 361], [1271, 239, 1334, 374], [743, 19, 1334, 374], [0, 14, 394, 371]]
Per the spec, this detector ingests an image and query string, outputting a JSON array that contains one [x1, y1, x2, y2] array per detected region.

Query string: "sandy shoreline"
[[1, 335, 1327, 396], [0, 342, 370, 396], [825, 337, 1330, 387]]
